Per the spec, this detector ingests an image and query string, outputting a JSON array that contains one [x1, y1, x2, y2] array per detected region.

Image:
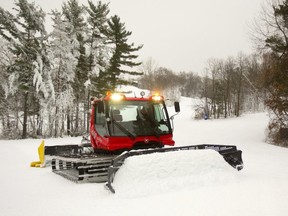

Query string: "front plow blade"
[[30, 140, 45, 167], [30, 141, 85, 167], [106, 144, 243, 193]]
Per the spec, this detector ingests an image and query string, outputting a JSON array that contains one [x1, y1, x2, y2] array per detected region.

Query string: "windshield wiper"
[[111, 121, 136, 139]]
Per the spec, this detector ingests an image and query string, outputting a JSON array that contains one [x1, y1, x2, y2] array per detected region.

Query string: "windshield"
[[107, 100, 171, 137]]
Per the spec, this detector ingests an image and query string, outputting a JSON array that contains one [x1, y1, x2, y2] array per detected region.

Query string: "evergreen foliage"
[[86, 0, 111, 95], [106, 15, 143, 91], [259, 0, 288, 146], [47, 10, 78, 137], [0, 0, 47, 138], [62, 0, 88, 135], [0, 0, 143, 139]]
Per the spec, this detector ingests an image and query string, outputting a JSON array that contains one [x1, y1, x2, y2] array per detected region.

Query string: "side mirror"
[[174, 102, 180, 113], [97, 101, 104, 113]]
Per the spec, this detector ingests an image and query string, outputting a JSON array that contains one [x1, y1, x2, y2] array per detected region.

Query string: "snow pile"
[[113, 149, 239, 197]]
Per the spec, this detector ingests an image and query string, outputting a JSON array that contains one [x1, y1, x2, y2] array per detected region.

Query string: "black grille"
[[133, 141, 163, 150]]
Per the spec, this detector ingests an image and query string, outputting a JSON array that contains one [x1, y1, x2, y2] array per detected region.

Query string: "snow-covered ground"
[[1, 97, 288, 216]]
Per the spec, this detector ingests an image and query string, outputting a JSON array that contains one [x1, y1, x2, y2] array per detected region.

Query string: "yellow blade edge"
[[30, 140, 45, 168]]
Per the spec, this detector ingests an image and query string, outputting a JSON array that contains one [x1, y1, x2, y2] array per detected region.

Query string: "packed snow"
[[1, 96, 288, 216], [113, 150, 240, 197]]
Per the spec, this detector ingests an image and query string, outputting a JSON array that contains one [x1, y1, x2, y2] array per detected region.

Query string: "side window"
[[153, 103, 169, 133], [153, 103, 166, 121], [95, 104, 106, 136]]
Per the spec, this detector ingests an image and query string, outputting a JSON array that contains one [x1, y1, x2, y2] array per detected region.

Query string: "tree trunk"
[[86, 92, 90, 133], [36, 112, 42, 136], [67, 110, 71, 136], [54, 106, 59, 137], [61, 114, 65, 137], [75, 98, 79, 136], [22, 92, 29, 139]]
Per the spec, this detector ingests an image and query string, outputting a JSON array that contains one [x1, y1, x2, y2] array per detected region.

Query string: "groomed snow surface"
[[1, 97, 288, 216]]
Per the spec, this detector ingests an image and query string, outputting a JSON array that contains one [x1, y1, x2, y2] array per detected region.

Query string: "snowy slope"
[[1, 97, 288, 216]]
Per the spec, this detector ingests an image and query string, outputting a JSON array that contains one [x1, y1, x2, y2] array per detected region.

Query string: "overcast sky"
[[1, 0, 265, 73]]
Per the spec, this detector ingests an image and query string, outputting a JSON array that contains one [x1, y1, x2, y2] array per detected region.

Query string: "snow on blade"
[[113, 149, 240, 197]]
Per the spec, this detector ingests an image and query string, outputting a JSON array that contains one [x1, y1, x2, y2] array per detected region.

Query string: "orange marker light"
[[151, 93, 163, 101], [110, 93, 125, 101]]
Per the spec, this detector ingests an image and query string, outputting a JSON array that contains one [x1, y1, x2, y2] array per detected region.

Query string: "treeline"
[[0, 0, 288, 147], [0, 0, 142, 139], [138, 0, 288, 147], [138, 54, 265, 119]]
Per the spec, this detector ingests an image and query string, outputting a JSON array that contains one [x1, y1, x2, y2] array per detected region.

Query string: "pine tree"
[[86, 0, 111, 95], [62, 0, 88, 135], [105, 15, 143, 91], [261, 0, 288, 145], [0, 38, 15, 138], [0, 0, 47, 138], [46, 10, 79, 137], [84, 1, 111, 131]]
